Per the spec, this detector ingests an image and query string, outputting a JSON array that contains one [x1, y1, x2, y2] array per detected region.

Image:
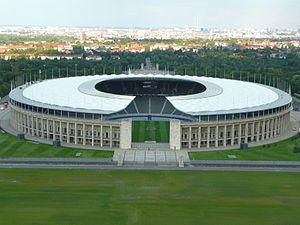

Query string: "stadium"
[[8, 68, 293, 151]]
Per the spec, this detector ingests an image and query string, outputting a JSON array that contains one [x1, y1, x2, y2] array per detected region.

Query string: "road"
[[2, 158, 300, 172]]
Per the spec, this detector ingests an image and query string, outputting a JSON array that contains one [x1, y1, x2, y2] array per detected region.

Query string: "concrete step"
[[113, 149, 190, 165], [131, 142, 170, 150]]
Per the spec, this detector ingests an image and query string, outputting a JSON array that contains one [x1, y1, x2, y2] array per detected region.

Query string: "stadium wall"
[[9, 103, 291, 150]]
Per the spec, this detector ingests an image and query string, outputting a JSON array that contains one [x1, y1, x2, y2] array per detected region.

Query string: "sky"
[[0, 0, 299, 29]]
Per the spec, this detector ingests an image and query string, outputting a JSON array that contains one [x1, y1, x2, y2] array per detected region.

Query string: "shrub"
[[293, 146, 300, 153]]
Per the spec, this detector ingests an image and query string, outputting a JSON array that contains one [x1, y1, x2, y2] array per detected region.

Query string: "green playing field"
[[132, 121, 170, 143], [1, 169, 300, 225]]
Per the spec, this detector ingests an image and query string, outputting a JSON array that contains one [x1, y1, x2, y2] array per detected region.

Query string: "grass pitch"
[[1, 126, 300, 161], [132, 121, 170, 143], [0, 169, 300, 225], [0, 132, 113, 158], [189, 135, 300, 161]]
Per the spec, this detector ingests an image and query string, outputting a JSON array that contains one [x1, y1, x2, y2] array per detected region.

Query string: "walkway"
[[3, 158, 300, 172], [113, 149, 189, 165]]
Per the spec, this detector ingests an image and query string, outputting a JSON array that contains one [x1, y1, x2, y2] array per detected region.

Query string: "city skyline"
[[0, 0, 299, 29]]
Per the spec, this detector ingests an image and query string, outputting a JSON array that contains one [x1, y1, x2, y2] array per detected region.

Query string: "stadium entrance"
[[132, 121, 170, 143]]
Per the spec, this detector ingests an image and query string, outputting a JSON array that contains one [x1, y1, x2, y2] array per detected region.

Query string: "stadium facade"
[[9, 73, 292, 150]]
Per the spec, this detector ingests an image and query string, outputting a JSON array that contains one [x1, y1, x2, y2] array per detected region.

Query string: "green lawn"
[[0, 169, 300, 225], [189, 135, 300, 161], [0, 132, 113, 158], [132, 121, 170, 143]]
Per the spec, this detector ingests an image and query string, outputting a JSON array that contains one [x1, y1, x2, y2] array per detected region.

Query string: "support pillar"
[[257, 121, 261, 141], [188, 127, 192, 149], [52, 120, 56, 141], [74, 122, 77, 144], [215, 126, 218, 148], [245, 123, 249, 144], [92, 124, 94, 146], [83, 124, 86, 145], [223, 125, 227, 147], [32, 117, 35, 136], [198, 127, 201, 149], [231, 125, 234, 146], [59, 121, 62, 142], [35, 117, 38, 137], [238, 124, 242, 145], [67, 122, 70, 143], [207, 126, 210, 148], [266, 120, 270, 139], [274, 117, 278, 137], [251, 123, 255, 141], [120, 120, 132, 149], [270, 119, 274, 138], [41, 118, 44, 138], [261, 120, 266, 141], [169, 120, 181, 150], [109, 125, 113, 148], [100, 125, 103, 147], [46, 119, 49, 139]]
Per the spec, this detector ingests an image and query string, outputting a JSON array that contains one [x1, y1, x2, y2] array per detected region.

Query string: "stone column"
[[266, 120, 270, 139], [46, 119, 49, 139], [59, 121, 62, 142], [21, 114, 24, 133], [274, 117, 278, 137], [91, 124, 94, 146], [257, 121, 261, 141], [278, 116, 282, 135], [15, 110, 18, 131], [270, 119, 274, 138], [16, 111, 19, 131], [100, 125, 103, 147], [41, 118, 44, 138], [169, 120, 181, 150], [109, 125, 113, 148], [282, 115, 286, 133], [27, 114, 30, 135], [52, 120, 56, 141], [32, 116, 35, 136], [198, 126, 201, 149], [74, 122, 77, 144], [215, 126, 219, 148], [231, 125, 234, 146], [223, 125, 227, 147], [83, 124, 86, 145], [207, 126, 210, 148], [261, 120, 266, 141], [238, 124, 242, 145], [67, 122, 70, 143], [188, 127, 192, 149], [251, 122, 255, 141], [35, 117, 38, 137], [245, 123, 249, 144], [120, 120, 132, 149]]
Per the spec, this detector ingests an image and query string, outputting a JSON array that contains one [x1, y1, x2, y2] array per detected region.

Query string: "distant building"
[[85, 55, 102, 61], [39, 54, 83, 60]]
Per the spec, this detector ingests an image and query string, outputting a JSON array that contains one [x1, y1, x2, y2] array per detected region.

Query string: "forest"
[[0, 48, 299, 97]]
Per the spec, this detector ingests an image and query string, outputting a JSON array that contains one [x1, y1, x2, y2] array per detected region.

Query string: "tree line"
[[0, 48, 299, 97]]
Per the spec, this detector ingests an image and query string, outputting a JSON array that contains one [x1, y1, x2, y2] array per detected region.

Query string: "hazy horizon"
[[0, 0, 299, 29]]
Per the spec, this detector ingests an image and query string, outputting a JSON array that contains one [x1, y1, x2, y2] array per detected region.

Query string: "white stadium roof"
[[10, 74, 291, 115]]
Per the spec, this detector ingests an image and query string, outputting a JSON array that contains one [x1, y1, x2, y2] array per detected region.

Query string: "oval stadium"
[[9, 74, 292, 151]]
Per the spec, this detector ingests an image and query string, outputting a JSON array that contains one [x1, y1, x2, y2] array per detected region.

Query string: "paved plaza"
[[113, 149, 190, 165]]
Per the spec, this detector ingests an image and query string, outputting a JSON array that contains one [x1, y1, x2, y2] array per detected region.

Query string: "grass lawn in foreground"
[[0, 132, 113, 158], [189, 135, 300, 161], [0, 169, 300, 225], [132, 121, 170, 143]]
